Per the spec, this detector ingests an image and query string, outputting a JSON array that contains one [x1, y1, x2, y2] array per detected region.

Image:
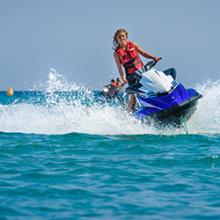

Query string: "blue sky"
[[0, 0, 219, 90]]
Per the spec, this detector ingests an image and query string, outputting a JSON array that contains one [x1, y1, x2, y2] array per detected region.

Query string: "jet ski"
[[102, 84, 119, 99], [101, 83, 125, 100], [125, 60, 202, 126]]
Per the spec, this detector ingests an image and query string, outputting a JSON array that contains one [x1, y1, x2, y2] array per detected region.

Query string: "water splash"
[[0, 71, 219, 135], [46, 68, 79, 93], [187, 79, 220, 134]]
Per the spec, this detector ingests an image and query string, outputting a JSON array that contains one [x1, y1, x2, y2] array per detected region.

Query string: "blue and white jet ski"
[[122, 60, 202, 126]]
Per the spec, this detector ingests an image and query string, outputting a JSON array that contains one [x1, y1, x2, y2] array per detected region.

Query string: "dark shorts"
[[126, 64, 148, 88]]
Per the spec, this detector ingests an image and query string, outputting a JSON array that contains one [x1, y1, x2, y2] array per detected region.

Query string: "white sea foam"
[[0, 71, 219, 135], [0, 100, 155, 135], [186, 79, 220, 134]]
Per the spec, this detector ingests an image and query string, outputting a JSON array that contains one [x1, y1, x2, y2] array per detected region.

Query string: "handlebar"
[[145, 57, 162, 71]]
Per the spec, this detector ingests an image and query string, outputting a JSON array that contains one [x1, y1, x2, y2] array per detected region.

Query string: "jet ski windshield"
[[140, 69, 175, 95]]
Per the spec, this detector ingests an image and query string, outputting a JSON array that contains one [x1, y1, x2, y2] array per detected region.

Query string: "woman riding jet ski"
[[113, 28, 202, 126]]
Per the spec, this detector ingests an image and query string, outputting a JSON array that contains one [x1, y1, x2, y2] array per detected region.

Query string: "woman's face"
[[116, 31, 128, 47]]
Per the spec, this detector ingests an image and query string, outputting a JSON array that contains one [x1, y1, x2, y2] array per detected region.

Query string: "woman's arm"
[[133, 42, 161, 62], [114, 52, 128, 83]]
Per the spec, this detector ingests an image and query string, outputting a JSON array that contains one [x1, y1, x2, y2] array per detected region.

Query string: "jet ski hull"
[[149, 94, 202, 125], [133, 84, 202, 126]]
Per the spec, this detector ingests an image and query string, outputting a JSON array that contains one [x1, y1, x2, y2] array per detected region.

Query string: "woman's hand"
[[153, 57, 162, 62], [122, 77, 128, 84]]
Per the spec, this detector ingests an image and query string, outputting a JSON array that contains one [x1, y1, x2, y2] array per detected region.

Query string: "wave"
[[0, 70, 219, 135]]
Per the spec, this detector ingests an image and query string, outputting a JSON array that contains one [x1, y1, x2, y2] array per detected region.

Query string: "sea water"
[[0, 71, 220, 219]]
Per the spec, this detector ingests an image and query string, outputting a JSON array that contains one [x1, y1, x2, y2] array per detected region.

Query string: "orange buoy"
[[7, 87, 14, 96]]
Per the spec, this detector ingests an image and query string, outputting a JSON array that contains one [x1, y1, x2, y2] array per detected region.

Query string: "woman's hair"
[[113, 28, 128, 49]]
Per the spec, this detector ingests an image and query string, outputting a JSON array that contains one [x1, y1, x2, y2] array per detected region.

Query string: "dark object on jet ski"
[[102, 84, 117, 98], [126, 61, 202, 126], [102, 83, 125, 99]]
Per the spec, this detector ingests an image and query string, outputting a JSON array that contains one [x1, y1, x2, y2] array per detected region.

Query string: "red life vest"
[[115, 41, 144, 74], [111, 81, 117, 87]]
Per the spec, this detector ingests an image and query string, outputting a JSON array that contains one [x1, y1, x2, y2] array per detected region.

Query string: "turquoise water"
[[1, 132, 220, 219], [1, 73, 220, 219]]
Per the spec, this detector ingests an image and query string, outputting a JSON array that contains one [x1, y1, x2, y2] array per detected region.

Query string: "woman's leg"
[[128, 94, 136, 112]]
